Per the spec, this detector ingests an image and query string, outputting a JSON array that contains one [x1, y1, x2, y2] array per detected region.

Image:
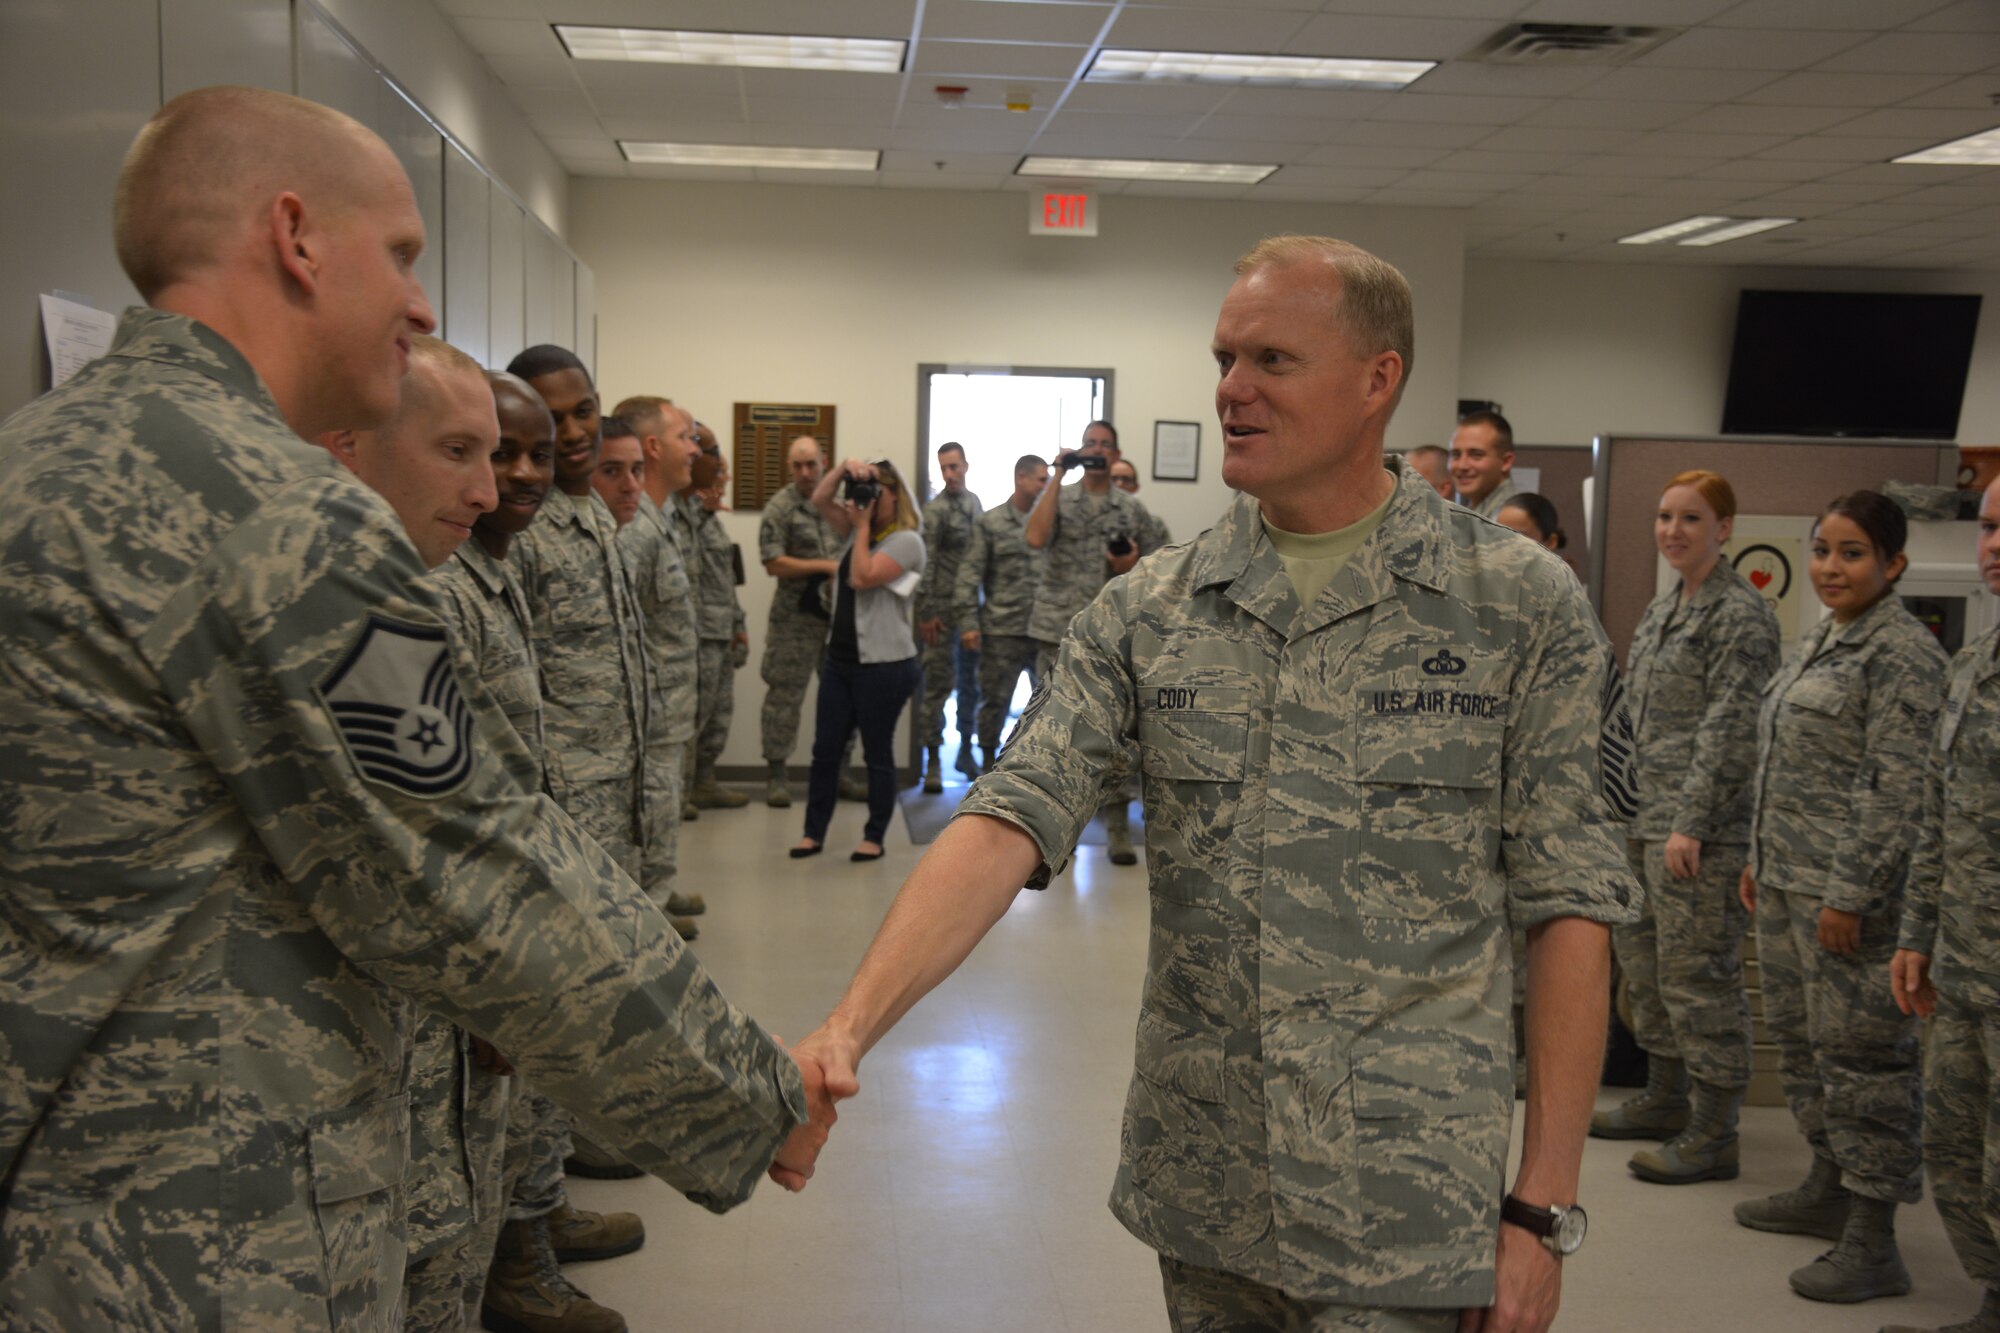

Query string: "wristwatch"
[[1501, 1195, 1587, 1257]]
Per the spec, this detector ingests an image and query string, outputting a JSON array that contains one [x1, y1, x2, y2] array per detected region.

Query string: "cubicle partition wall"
[[1511, 443, 1594, 580], [1587, 434, 1959, 665]]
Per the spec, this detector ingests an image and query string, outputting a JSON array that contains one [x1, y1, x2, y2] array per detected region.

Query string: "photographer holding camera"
[[1024, 420, 1161, 865], [791, 457, 927, 862]]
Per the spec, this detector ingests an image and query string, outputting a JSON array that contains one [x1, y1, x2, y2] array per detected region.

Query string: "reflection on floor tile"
[[567, 801, 1984, 1332]]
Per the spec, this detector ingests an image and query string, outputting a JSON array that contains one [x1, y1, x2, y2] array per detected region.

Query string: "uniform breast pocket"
[[1354, 715, 1505, 919], [1136, 682, 1252, 783], [308, 1097, 409, 1326]]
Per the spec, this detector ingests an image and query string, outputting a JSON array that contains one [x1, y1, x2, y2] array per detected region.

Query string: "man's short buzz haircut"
[[506, 344, 590, 385], [1015, 454, 1048, 477], [1407, 443, 1447, 462], [612, 394, 673, 436], [1457, 409, 1513, 453], [389, 334, 483, 427], [937, 441, 966, 460], [599, 413, 637, 443], [1234, 235, 1416, 392]]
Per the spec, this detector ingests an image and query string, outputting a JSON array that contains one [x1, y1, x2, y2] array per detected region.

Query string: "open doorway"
[[910, 364, 1112, 791]]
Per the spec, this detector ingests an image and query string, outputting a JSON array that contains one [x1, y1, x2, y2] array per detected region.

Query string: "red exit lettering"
[[1042, 193, 1087, 228]]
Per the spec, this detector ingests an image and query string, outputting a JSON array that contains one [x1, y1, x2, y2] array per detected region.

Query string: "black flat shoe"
[[789, 843, 823, 859], [849, 849, 883, 862]]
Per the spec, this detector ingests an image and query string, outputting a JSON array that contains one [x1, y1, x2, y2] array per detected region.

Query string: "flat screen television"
[[1720, 289, 1982, 440]]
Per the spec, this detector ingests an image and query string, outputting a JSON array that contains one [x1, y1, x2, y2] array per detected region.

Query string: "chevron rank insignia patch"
[[318, 616, 475, 799]]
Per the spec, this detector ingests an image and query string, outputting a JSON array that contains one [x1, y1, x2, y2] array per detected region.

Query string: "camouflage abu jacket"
[[1749, 593, 1946, 914], [958, 463, 1638, 1307], [0, 311, 805, 1331], [1900, 621, 2000, 1009], [953, 500, 1044, 639], [916, 488, 982, 621]]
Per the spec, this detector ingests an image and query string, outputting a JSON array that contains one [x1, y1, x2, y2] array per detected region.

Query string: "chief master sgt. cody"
[[792, 233, 1640, 1333]]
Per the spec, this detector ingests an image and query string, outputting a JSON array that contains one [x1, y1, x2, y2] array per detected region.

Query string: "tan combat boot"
[[482, 1217, 628, 1333], [765, 761, 792, 808], [1734, 1151, 1850, 1240], [689, 758, 748, 808], [664, 890, 706, 916], [1589, 1054, 1691, 1140], [1628, 1080, 1741, 1184], [545, 1201, 646, 1263], [922, 747, 944, 795]]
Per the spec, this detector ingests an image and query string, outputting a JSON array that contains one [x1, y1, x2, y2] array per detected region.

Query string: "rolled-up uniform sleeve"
[[1502, 563, 1644, 931], [953, 587, 1137, 887], [151, 477, 806, 1213]]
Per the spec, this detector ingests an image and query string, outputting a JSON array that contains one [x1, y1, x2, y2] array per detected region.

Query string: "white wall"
[[571, 177, 1466, 769], [1460, 258, 2000, 447]]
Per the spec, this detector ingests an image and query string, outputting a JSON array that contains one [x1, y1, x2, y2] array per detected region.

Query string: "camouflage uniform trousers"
[[919, 624, 979, 749], [695, 639, 735, 771], [403, 1022, 512, 1332], [1755, 884, 1922, 1202], [1924, 992, 2000, 1284], [640, 739, 686, 907], [1614, 838, 1753, 1089], [565, 775, 642, 886], [761, 602, 829, 763], [974, 633, 1040, 757], [1159, 1256, 1457, 1333]]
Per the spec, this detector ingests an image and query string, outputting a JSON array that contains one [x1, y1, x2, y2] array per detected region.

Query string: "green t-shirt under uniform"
[[1261, 487, 1395, 610]]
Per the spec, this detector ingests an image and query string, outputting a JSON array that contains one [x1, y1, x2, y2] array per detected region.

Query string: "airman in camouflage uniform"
[[1887, 476, 2000, 1333], [687, 455, 750, 806], [1026, 424, 1161, 864], [0, 302, 824, 1328], [1738, 579, 1943, 1303], [1111, 457, 1173, 553], [1604, 554, 1779, 1183], [620, 482, 699, 913], [952, 454, 1048, 766], [758, 436, 839, 806], [917, 443, 983, 789], [794, 239, 1638, 1331]]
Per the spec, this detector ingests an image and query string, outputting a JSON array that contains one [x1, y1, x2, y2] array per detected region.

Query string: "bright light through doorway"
[[925, 370, 1106, 513]]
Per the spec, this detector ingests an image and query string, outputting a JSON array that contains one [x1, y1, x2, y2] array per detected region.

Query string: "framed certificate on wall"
[[1153, 420, 1199, 482]]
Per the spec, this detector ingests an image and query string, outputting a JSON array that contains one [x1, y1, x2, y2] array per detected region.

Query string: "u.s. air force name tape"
[[318, 615, 475, 798]]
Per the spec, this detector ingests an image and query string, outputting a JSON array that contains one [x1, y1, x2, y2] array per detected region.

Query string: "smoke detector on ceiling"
[[1466, 24, 1679, 65]]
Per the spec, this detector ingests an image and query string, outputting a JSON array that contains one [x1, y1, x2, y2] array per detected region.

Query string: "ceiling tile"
[[1363, 187, 1489, 206], [1830, 201, 1970, 221], [1568, 66, 1782, 102], [1710, 0, 1955, 32], [1393, 61, 1608, 98], [1629, 176, 1770, 200], [585, 90, 744, 118], [1058, 82, 1234, 114], [1367, 93, 1554, 124], [1430, 146, 1590, 172], [540, 135, 626, 163], [1662, 103, 1863, 136], [1046, 107, 1206, 137], [1520, 172, 1660, 197], [576, 61, 743, 100], [1811, 31, 2000, 73], [1393, 168, 1535, 192], [622, 164, 753, 184], [455, 16, 567, 58], [1571, 151, 1723, 177], [1323, 120, 1494, 148], [1899, 75, 2000, 110], [878, 170, 1007, 188], [752, 167, 882, 186], [484, 54, 582, 90], [1518, 99, 1691, 131], [746, 97, 899, 127], [1209, 87, 1395, 118], [1750, 135, 1925, 162], [1109, 179, 1255, 197], [1282, 14, 1503, 60], [1635, 26, 1866, 69], [1904, 1, 2000, 32], [1238, 184, 1375, 203], [529, 110, 608, 137], [1515, 0, 1737, 20], [1737, 71, 1960, 105], [922, 0, 1113, 44], [1693, 157, 1836, 180], [507, 86, 598, 119], [1749, 180, 1907, 205], [912, 39, 1089, 78], [438, 0, 543, 18], [1182, 113, 1361, 145], [1262, 164, 1410, 189], [1817, 107, 2000, 139], [1615, 130, 1792, 157], [1103, 5, 1313, 52], [1025, 131, 1278, 162], [1471, 124, 1639, 153], [1295, 142, 1450, 169], [1820, 162, 1989, 186]]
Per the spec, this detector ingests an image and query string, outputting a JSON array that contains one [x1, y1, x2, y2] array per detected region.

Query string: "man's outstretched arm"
[[793, 814, 1043, 1094]]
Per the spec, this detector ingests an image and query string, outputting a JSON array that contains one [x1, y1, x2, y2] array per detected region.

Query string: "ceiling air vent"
[[1465, 24, 1677, 66]]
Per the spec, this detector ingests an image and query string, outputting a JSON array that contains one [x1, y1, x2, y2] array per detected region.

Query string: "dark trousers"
[[804, 655, 920, 845]]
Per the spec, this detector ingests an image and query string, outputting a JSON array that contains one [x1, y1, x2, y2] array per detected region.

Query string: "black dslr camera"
[[1106, 529, 1134, 558], [841, 475, 881, 507]]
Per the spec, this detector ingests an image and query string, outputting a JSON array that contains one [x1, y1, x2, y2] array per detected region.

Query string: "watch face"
[[1556, 1205, 1588, 1255]]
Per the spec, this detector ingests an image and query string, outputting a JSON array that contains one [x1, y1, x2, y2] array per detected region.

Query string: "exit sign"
[[1029, 188, 1098, 237]]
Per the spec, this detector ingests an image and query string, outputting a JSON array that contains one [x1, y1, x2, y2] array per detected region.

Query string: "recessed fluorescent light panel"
[[1087, 49, 1434, 89], [1893, 125, 2000, 166], [557, 26, 906, 74], [1618, 215, 1796, 247], [1017, 156, 1276, 185], [620, 142, 880, 171]]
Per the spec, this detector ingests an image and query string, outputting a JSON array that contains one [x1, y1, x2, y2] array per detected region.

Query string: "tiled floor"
[[568, 794, 1984, 1332]]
